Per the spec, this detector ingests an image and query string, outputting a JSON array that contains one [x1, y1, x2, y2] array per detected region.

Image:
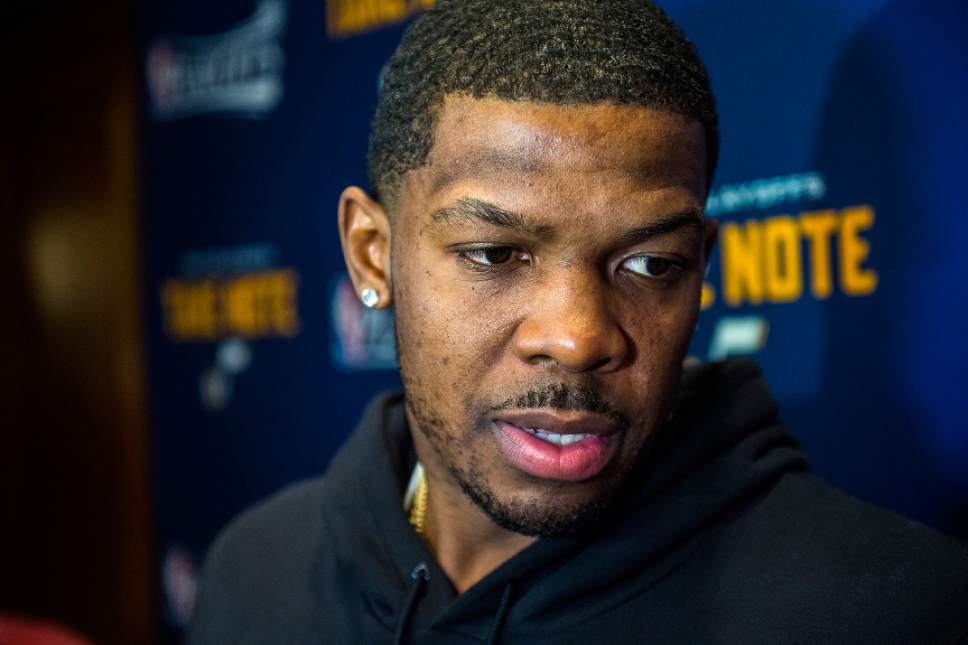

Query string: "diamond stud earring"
[[361, 288, 379, 308]]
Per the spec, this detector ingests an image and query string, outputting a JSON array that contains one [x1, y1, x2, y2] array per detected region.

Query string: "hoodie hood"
[[318, 359, 807, 643]]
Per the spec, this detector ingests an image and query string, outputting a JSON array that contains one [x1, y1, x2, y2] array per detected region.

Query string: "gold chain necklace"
[[408, 470, 429, 535]]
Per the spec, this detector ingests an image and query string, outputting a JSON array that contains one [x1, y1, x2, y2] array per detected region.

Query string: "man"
[[189, 1, 968, 643]]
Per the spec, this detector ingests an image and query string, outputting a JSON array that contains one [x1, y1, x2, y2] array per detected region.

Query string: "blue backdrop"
[[139, 0, 968, 638]]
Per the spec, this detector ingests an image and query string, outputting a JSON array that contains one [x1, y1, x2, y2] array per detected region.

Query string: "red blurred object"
[[0, 614, 93, 645]]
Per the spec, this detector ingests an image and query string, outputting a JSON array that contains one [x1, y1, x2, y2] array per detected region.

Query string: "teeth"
[[522, 427, 591, 446]]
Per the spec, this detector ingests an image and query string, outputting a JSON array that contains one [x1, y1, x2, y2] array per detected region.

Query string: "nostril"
[[524, 349, 615, 373], [586, 356, 612, 372], [555, 354, 613, 374], [526, 353, 556, 367]]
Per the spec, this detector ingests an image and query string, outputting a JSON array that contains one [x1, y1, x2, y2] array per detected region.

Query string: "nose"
[[512, 270, 629, 373]]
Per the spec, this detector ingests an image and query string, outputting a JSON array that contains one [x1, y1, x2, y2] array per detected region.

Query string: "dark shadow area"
[[0, 2, 157, 642]]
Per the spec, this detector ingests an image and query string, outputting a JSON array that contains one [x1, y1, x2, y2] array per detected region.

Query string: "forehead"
[[413, 95, 707, 199]]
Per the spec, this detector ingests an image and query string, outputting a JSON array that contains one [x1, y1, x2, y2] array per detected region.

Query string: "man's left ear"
[[337, 186, 393, 309]]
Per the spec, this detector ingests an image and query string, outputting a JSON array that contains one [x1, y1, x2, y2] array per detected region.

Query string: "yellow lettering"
[[160, 280, 218, 340], [338, 0, 365, 33], [223, 275, 257, 336], [839, 205, 878, 296], [221, 270, 300, 338], [160, 269, 300, 342], [701, 282, 716, 310], [366, 0, 384, 26], [270, 270, 300, 336], [799, 210, 838, 299], [326, 0, 341, 36], [328, 0, 433, 37], [762, 215, 802, 303], [382, 0, 408, 22], [362, 0, 377, 23], [721, 220, 764, 306], [329, 0, 347, 33]]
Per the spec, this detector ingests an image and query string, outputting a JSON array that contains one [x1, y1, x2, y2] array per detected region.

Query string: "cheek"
[[402, 250, 518, 354], [394, 262, 510, 405], [621, 285, 700, 389]]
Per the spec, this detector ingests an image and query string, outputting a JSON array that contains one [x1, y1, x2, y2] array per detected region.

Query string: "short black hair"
[[368, 0, 718, 208]]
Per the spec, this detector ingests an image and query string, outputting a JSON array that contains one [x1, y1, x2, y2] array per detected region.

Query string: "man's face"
[[390, 96, 713, 536]]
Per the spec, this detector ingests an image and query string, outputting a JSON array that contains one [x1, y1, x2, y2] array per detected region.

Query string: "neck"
[[411, 435, 535, 594]]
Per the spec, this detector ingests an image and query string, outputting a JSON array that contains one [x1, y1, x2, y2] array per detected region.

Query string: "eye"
[[623, 254, 680, 279], [460, 246, 526, 266]]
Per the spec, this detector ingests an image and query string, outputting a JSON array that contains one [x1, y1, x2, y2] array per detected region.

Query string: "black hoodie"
[[189, 359, 968, 644]]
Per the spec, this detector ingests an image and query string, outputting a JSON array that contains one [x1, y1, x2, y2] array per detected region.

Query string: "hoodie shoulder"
[[776, 475, 968, 587], [696, 472, 968, 643], [188, 478, 328, 645]]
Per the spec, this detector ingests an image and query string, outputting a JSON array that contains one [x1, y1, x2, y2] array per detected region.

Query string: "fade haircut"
[[368, 0, 718, 209]]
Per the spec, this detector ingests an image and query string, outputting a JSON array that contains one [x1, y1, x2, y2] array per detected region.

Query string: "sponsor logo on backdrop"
[[699, 171, 878, 360], [331, 274, 397, 370], [707, 316, 770, 361], [705, 171, 826, 217], [159, 243, 301, 410], [146, 0, 288, 121], [326, 0, 434, 38], [160, 244, 300, 342]]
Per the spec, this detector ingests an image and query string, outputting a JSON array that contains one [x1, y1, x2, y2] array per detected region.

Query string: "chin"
[[455, 462, 627, 538]]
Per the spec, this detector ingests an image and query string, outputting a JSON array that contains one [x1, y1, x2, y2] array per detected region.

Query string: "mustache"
[[484, 383, 630, 431]]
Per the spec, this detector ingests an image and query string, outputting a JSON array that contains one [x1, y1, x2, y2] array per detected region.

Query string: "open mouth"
[[518, 427, 595, 446], [492, 411, 621, 482]]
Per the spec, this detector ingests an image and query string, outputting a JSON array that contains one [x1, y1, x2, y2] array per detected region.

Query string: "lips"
[[493, 411, 621, 482]]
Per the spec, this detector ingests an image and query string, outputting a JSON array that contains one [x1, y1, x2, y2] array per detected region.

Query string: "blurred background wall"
[[0, 0, 154, 643], [1, 1, 966, 643]]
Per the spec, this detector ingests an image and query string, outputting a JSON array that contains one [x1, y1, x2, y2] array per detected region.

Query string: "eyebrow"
[[431, 198, 556, 240], [431, 198, 705, 245], [613, 209, 706, 247]]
